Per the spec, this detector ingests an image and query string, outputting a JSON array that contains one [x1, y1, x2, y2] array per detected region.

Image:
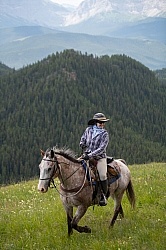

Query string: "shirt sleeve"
[[79, 128, 88, 147]]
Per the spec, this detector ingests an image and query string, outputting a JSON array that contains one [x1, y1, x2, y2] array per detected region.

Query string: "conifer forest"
[[0, 50, 166, 184]]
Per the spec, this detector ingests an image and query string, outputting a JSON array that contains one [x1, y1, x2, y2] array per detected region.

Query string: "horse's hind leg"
[[109, 193, 124, 227], [110, 203, 124, 227], [119, 204, 124, 219], [72, 205, 91, 234], [110, 206, 120, 227]]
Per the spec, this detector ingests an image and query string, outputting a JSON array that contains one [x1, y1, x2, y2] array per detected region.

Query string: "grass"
[[0, 163, 165, 250]]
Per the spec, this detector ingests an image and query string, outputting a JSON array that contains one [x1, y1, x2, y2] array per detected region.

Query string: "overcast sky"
[[50, 0, 83, 6]]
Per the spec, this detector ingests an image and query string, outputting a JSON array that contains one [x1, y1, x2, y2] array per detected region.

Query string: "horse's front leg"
[[71, 205, 91, 234], [63, 204, 73, 237], [67, 207, 74, 236]]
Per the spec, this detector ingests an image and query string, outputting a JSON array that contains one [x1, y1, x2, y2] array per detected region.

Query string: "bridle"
[[39, 155, 90, 197], [39, 158, 59, 181]]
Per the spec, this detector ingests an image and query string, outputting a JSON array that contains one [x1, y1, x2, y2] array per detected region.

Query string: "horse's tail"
[[126, 180, 136, 209]]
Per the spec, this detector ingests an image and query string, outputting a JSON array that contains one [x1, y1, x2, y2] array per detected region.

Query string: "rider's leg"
[[97, 158, 108, 206]]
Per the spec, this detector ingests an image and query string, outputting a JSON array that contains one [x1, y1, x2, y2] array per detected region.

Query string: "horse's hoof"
[[84, 226, 91, 233], [109, 223, 114, 228]]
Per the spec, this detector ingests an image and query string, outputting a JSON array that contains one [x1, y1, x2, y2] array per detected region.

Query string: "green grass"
[[0, 163, 165, 250]]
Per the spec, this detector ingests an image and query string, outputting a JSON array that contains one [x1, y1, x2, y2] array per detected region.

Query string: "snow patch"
[[13, 36, 31, 42]]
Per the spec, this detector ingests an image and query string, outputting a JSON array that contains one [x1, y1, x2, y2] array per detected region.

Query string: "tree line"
[[0, 50, 166, 184]]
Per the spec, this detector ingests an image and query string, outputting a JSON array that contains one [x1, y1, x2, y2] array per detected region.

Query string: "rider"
[[80, 112, 110, 206]]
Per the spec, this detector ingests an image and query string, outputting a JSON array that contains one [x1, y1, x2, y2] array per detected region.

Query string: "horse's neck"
[[57, 155, 83, 186]]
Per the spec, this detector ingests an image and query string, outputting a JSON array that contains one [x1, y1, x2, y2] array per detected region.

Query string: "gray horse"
[[38, 147, 135, 236]]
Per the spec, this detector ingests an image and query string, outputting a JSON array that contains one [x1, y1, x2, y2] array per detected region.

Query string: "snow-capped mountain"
[[0, 0, 165, 70], [65, 0, 166, 26], [0, 0, 70, 28], [1, 0, 165, 29]]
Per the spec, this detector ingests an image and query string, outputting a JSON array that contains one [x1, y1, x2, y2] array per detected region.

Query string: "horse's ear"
[[51, 149, 54, 159], [40, 149, 45, 156]]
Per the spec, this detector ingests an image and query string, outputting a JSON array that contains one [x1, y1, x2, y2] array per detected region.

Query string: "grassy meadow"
[[0, 163, 165, 250]]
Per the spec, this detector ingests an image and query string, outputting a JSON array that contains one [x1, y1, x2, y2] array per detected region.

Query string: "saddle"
[[83, 157, 120, 204], [89, 157, 121, 180], [80, 156, 121, 203], [107, 157, 121, 177]]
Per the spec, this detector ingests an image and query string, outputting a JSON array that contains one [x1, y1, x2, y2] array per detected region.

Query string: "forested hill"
[[155, 68, 166, 84], [0, 62, 13, 75], [1, 50, 166, 184]]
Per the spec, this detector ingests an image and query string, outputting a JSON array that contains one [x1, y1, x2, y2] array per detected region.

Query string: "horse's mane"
[[50, 146, 79, 163]]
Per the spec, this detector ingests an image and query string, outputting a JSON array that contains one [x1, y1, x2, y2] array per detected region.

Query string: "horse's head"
[[38, 148, 58, 193]]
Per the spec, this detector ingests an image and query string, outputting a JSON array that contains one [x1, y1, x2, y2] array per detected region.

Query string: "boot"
[[99, 180, 108, 206]]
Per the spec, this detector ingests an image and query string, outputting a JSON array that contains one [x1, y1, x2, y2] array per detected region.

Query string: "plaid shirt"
[[80, 126, 109, 159]]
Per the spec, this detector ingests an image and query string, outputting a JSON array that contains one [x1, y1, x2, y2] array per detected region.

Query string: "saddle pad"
[[109, 174, 121, 184]]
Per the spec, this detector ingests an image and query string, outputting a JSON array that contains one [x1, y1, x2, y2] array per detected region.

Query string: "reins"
[[58, 160, 91, 198], [52, 165, 90, 198], [40, 157, 91, 198]]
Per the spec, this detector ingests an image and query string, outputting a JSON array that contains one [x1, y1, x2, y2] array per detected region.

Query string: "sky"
[[50, 0, 83, 6]]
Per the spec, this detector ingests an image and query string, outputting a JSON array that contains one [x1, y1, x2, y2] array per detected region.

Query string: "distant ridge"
[[0, 26, 165, 70], [0, 0, 165, 70]]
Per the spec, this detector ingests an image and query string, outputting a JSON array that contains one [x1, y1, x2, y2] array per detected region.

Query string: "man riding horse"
[[80, 112, 110, 206]]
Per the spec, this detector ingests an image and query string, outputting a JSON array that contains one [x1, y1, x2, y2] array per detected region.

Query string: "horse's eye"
[[48, 168, 52, 172]]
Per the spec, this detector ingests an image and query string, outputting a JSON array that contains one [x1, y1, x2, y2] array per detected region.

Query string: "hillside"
[[0, 163, 165, 249], [155, 68, 166, 84], [0, 62, 13, 75], [0, 50, 166, 184]]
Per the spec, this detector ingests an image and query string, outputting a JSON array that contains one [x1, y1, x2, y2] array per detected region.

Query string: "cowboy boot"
[[99, 179, 108, 206]]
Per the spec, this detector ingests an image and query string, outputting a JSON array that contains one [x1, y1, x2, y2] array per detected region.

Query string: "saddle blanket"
[[107, 160, 121, 184]]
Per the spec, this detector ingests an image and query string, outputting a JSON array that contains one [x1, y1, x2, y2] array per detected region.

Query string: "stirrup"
[[99, 194, 107, 206]]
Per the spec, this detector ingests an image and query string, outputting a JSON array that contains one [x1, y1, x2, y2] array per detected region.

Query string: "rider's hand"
[[83, 154, 89, 161]]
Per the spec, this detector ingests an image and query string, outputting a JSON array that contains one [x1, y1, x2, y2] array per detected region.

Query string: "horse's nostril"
[[38, 187, 45, 192]]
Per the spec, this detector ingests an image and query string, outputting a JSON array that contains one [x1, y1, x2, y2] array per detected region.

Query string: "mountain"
[[0, 0, 165, 70], [64, 0, 166, 26], [105, 18, 166, 43], [0, 25, 165, 70], [1, 0, 165, 30], [0, 62, 13, 75], [62, 0, 166, 40], [0, 51, 166, 184], [0, 0, 69, 28], [155, 68, 166, 84]]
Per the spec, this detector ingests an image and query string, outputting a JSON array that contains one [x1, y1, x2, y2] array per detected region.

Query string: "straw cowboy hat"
[[88, 113, 110, 125]]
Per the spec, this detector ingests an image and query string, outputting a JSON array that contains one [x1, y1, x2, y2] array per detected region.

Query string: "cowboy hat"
[[88, 113, 109, 125]]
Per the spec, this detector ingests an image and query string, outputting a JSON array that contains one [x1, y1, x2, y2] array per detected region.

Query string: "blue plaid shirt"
[[80, 125, 109, 159]]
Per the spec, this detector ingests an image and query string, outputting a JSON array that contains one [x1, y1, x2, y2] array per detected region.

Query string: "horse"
[[38, 146, 135, 236]]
